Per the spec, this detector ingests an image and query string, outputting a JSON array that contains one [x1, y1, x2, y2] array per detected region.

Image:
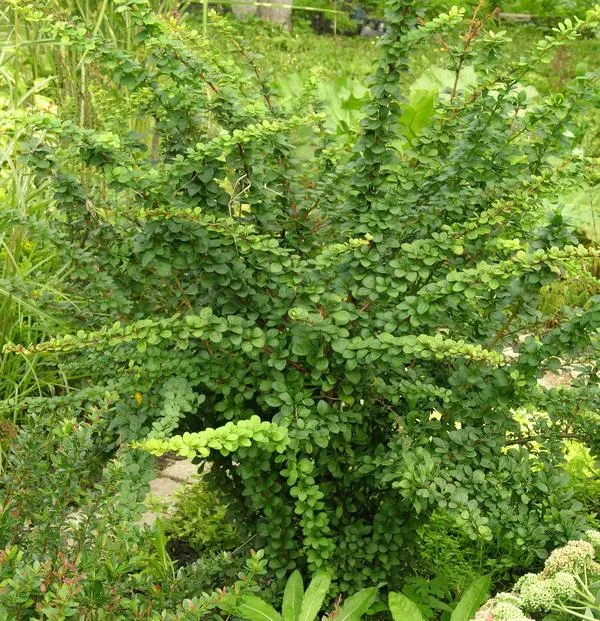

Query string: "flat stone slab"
[[538, 371, 573, 389], [139, 511, 159, 527], [139, 459, 209, 527], [498, 12, 534, 22], [149, 476, 181, 500], [161, 459, 198, 482], [502, 343, 585, 390]]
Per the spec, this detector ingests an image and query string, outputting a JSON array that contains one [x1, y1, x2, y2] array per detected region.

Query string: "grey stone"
[[161, 459, 198, 482], [139, 511, 159, 527], [498, 12, 534, 23], [149, 476, 181, 500], [538, 371, 573, 389], [502, 346, 519, 360]]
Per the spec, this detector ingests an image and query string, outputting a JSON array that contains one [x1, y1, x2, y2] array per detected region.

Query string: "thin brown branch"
[[451, 0, 486, 99], [506, 432, 579, 446]]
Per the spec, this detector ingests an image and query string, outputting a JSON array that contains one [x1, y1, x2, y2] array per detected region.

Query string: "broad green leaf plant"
[[230, 570, 377, 621], [388, 575, 490, 621], [4, 0, 600, 591]]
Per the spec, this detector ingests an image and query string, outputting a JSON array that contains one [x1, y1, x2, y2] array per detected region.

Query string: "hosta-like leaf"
[[238, 595, 283, 621], [450, 576, 491, 621], [335, 587, 378, 621], [282, 570, 304, 621], [298, 571, 332, 621], [388, 592, 425, 621]]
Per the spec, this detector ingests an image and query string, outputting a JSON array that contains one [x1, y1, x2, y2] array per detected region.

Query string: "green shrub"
[[0, 409, 268, 619], [4, 0, 600, 593], [163, 475, 247, 555]]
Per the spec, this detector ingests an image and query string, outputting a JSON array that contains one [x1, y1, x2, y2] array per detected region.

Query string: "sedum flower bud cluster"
[[517, 573, 577, 612], [472, 531, 600, 620], [585, 529, 600, 556], [474, 593, 533, 621], [542, 539, 599, 577]]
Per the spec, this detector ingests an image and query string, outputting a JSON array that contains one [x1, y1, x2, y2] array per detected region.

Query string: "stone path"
[[139, 457, 200, 526], [503, 344, 584, 389]]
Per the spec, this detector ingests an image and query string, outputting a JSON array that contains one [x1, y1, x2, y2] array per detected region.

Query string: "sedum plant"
[[4, 0, 600, 591], [474, 530, 600, 620]]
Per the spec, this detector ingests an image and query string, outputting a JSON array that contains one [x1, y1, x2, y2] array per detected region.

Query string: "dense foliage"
[[161, 474, 247, 555], [0, 410, 270, 619], [421, 1, 593, 18], [2, 0, 600, 614]]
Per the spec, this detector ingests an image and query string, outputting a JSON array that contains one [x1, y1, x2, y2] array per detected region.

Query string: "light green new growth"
[[136, 415, 289, 459]]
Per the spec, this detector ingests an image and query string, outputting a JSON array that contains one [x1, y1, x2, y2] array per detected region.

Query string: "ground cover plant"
[[474, 529, 600, 620], [1, 0, 600, 618]]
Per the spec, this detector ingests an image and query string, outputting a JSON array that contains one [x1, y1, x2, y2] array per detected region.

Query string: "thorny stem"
[[450, 0, 486, 99]]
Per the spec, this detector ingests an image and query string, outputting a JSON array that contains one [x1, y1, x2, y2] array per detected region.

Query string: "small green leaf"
[[292, 337, 312, 356], [332, 310, 352, 324]]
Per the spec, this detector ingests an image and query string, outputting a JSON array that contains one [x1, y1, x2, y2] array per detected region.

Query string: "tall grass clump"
[[0, 12, 80, 459]]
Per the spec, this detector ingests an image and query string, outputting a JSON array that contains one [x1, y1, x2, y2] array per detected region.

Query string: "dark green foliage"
[[4, 0, 600, 595]]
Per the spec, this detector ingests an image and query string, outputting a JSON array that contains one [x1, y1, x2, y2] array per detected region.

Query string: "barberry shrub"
[[5, 0, 600, 590]]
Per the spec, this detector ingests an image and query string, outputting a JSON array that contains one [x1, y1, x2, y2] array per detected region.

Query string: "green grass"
[[201, 16, 600, 112], [208, 14, 377, 81], [0, 77, 76, 449]]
